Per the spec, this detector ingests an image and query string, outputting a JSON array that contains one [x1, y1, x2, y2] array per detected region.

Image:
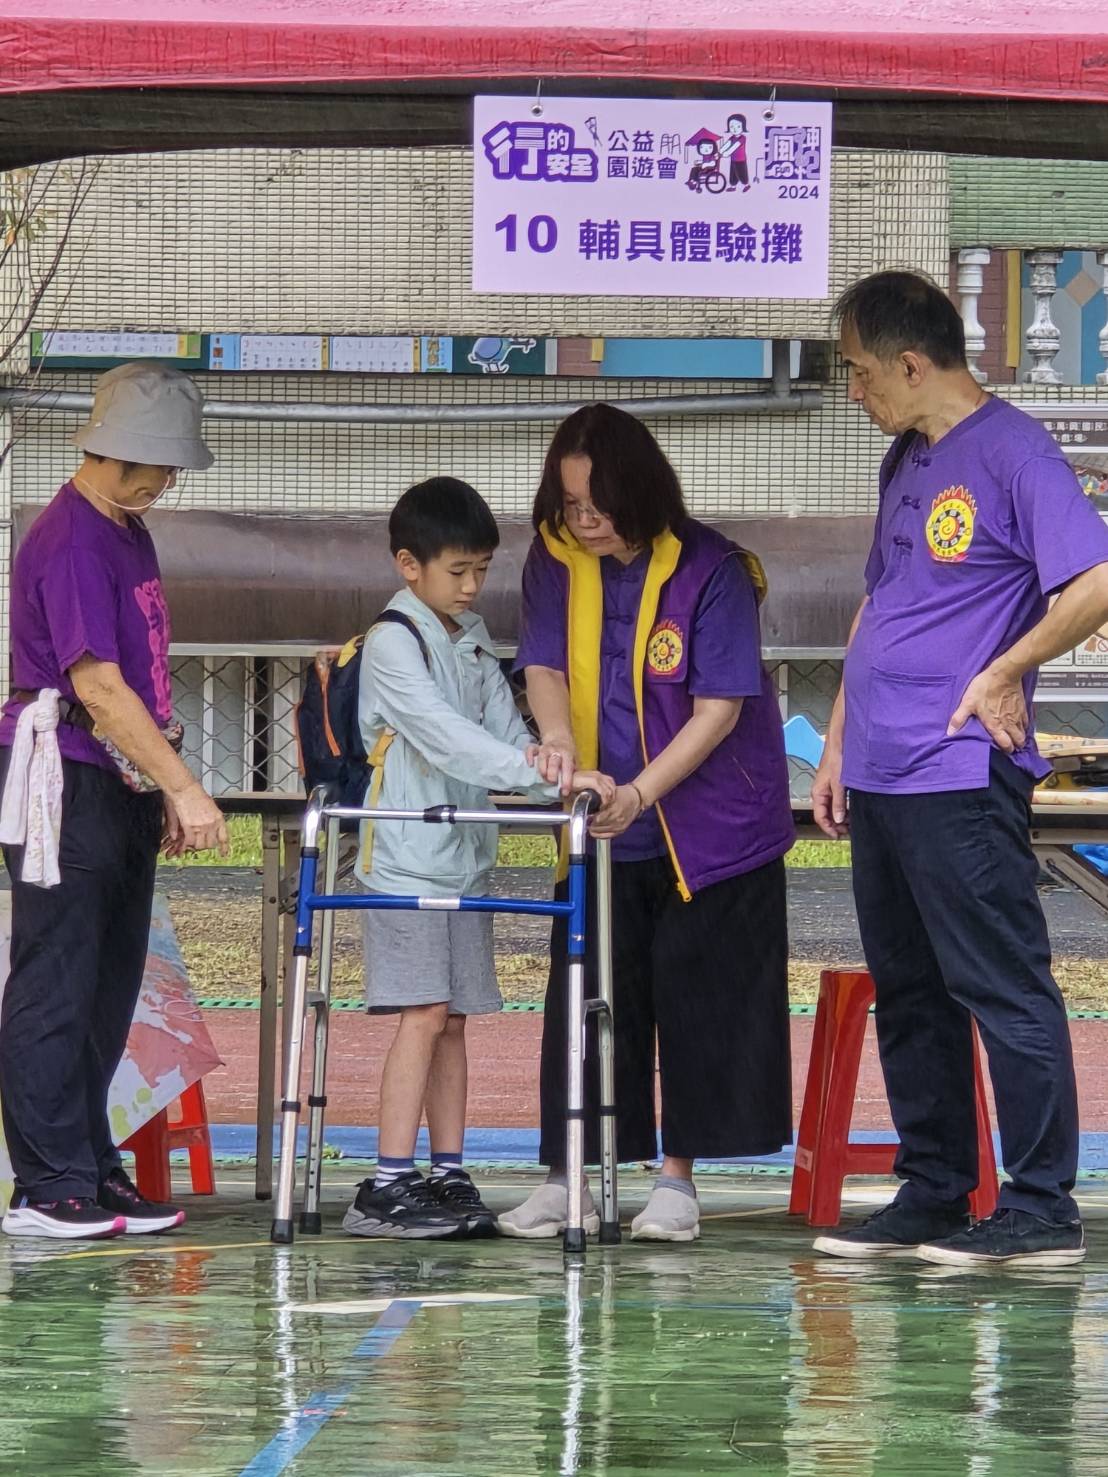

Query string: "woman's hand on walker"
[[568, 769, 617, 807], [590, 783, 646, 839], [527, 732, 578, 794]]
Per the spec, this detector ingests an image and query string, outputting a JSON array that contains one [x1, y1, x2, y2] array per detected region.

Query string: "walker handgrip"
[[422, 805, 458, 824]]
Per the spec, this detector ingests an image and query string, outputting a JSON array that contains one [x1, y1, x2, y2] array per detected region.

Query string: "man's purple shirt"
[[843, 397, 1108, 793]]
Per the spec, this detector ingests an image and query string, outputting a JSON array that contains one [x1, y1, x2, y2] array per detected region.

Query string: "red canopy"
[[2, 0, 1108, 105]]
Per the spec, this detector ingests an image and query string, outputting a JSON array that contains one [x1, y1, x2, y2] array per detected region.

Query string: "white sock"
[[375, 1156, 416, 1188], [430, 1154, 464, 1181]]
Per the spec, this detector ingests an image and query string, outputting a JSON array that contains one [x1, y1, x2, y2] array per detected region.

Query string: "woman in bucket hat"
[[0, 362, 227, 1241]]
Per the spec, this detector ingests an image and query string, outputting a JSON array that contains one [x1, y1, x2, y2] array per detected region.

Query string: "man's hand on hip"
[[948, 659, 1028, 752]]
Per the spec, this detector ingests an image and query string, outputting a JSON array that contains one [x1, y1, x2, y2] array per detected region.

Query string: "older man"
[[812, 271, 1108, 1268], [0, 362, 227, 1240]]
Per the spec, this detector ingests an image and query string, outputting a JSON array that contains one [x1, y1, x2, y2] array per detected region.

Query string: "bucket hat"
[[72, 361, 214, 470]]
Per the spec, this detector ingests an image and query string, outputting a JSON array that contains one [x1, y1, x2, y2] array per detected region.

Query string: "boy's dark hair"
[[389, 476, 500, 562], [532, 404, 686, 547], [834, 271, 967, 371]]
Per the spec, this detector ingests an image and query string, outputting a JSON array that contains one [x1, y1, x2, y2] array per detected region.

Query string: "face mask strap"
[[74, 469, 178, 513]]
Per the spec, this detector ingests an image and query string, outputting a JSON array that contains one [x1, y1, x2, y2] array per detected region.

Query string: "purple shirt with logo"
[[0, 481, 173, 771], [842, 397, 1108, 794], [517, 543, 763, 860]]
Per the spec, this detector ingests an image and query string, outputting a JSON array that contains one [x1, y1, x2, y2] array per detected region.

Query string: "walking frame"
[[270, 786, 620, 1260]]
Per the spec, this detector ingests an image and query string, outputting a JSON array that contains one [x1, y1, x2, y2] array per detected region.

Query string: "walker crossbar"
[[271, 785, 620, 1262]]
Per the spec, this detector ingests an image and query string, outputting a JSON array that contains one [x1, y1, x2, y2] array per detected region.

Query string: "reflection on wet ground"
[[1, 1169, 1106, 1476]]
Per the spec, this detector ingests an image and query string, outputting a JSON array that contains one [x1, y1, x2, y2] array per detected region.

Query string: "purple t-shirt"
[[516, 543, 764, 859], [0, 481, 173, 771], [842, 397, 1108, 794]]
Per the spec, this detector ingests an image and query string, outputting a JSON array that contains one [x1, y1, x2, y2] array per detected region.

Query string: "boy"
[[343, 477, 608, 1240]]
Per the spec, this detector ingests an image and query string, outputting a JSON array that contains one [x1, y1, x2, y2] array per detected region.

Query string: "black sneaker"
[[342, 1172, 467, 1240], [426, 1169, 497, 1238], [98, 1168, 186, 1235], [916, 1208, 1086, 1268], [812, 1199, 971, 1259], [2, 1192, 125, 1240]]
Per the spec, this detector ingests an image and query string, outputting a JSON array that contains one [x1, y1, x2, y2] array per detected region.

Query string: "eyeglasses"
[[563, 499, 608, 527]]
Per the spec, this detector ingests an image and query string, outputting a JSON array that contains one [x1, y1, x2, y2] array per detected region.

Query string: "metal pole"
[[255, 816, 281, 1199], [0, 386, 821, 425], [300, 812, 340, 1233], [594, 838, 621, 1244], [271, 792, 326, 1244], [563, 792, 594, 1260]]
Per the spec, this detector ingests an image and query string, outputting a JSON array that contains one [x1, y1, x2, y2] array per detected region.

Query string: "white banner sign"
[[472, 96, 831, 300]]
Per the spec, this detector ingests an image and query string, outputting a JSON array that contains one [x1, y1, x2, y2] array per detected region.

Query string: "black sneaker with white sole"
[[426, 1169, 497, 1237], [342, 1172, 467, 1240], [813, 1199, 971, 1259], [98, 1168, 186, 1235], [3, 1193, 125, 1240], [916, 1207, 1086, 1268]]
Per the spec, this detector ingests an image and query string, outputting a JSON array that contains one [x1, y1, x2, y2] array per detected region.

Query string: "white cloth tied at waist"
[[0, 688, 63, 888]]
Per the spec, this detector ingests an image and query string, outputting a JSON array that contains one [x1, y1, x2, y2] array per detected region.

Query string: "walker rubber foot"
[[563, 1227, 587, 1257], [271, 1219, 294, 1245], [299, 1211, 322, 1235], [599, 1222, 622, 1245]]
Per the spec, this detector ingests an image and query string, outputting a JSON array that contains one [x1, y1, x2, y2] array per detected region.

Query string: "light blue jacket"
[[355, 588, 558, 897]]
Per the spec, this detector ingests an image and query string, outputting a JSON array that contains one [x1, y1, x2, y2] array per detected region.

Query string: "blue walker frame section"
[[270, 787, 621, 1260]]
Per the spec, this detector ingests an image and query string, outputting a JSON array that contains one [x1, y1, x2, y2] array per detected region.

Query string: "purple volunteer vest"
[[531, 518, 795, 895], [637, 521, 795, 892]]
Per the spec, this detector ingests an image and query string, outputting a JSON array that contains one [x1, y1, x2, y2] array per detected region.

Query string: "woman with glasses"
[[498, 403, 795, 1242]]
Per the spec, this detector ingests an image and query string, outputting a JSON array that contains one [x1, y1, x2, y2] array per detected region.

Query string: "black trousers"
[[851, 750, 1079, 1223], [539, 855, 791, 1166], [0, 753, 161, 1200]]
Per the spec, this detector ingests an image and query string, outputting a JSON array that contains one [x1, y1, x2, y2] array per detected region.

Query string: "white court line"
[[290, 1292, 539, 1315]]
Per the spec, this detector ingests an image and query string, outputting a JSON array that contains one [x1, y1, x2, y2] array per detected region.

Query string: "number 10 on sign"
[[496, 215, 559, 254]]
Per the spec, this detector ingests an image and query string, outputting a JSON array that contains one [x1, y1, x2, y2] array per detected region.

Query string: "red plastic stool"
[[789, 969, 998, 1227], [121, 1080, 215, 1202]]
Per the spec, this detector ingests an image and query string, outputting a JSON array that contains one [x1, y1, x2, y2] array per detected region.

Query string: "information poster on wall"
[[31, 331, 204, 368], [472, 96, 831, 299], [329, 337, 419, 374], [1026, 405, 1108, 698]]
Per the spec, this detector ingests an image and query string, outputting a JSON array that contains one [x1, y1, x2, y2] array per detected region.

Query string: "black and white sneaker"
[[342, 1173, 466, 1240], [813, 1199, 971, 1259], [426, 1169, 497, 1238], [3, 1193, 125, 1240], [98, 1168, 186, 1235], [916, 1208, 1086, 1268]]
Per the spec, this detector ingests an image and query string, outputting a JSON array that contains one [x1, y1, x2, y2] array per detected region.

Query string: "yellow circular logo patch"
[[926, 486, 977, 563], [647, 620, 684, 675]]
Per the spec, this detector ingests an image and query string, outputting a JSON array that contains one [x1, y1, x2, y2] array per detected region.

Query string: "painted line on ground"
[[699, 1205, 791, 1222], [240, 1298, 421, 1477], [289, 1292, 539, 1315], [0, 1235, 355, 1263]]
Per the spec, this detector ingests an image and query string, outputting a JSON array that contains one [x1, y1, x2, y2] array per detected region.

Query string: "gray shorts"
[[362, 896, 502, 1016]]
